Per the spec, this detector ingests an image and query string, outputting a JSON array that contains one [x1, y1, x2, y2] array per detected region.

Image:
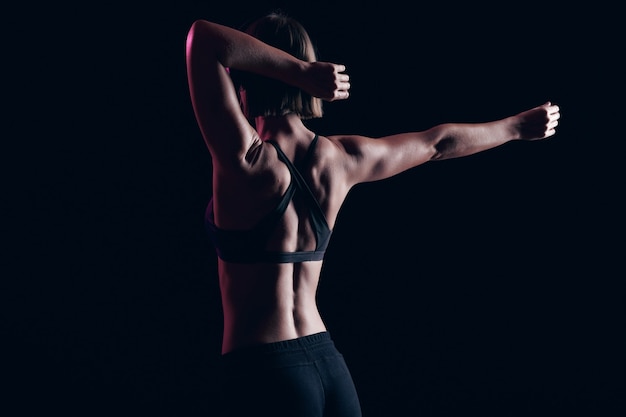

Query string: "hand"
[[301, 62, 350, 101], [515, 101, 561, 140]]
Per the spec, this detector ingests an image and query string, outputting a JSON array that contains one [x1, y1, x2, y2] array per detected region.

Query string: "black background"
[[5, 1, 624, 416]]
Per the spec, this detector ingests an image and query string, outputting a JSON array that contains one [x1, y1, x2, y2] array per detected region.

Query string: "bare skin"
[[185, 19, 561, 354]]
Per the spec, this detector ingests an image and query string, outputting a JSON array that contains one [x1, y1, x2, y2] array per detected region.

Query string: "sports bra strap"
[[205, 134, 331, 263]]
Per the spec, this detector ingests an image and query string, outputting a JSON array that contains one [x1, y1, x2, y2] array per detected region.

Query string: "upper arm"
[[185, 20, 258, 168], [329, 129, 443, 185]]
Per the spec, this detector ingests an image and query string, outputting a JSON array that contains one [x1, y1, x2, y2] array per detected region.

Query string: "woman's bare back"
[[212, 133, 349, 353]]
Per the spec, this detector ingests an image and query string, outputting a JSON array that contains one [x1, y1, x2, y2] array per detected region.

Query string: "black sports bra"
[[205, 135, 331, 263]]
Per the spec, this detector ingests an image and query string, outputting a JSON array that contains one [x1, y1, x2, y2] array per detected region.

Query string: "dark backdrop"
[[6, 1, 624, 416]]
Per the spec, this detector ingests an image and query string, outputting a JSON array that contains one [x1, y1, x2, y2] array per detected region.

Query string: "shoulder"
[[323, 134, 376, 164], [313, 134, 372, 187]]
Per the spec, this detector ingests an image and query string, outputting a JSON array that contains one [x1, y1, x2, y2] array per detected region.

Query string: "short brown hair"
[[231, 12, 323, 120]]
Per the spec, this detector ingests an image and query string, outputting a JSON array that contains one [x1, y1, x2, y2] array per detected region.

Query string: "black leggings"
[[218, 332, 362, 417]]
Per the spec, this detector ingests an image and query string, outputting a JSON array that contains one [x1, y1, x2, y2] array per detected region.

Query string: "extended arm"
[[185, 20, 349, 164], [335, 102, 561, 184]]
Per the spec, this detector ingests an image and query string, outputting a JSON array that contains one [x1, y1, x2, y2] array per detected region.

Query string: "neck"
[[255, 114, 309, 141]]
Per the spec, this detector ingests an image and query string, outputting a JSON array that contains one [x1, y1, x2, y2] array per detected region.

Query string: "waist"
[[221, 331, 337, 367], [221, 315, 328, 354]]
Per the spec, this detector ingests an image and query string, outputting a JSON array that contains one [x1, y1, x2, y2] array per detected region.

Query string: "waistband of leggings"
[[222, 331, 332, 359]]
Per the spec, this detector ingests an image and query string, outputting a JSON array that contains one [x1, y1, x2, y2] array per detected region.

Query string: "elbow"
[[187, 20, 215, 46], [187, 20, 202, 39], [186, 20, 203, 51], [189, 19, 208, 33], [423, 124, 452, 161], [432, 136, 454, 161], [186, 20, 222, 62]]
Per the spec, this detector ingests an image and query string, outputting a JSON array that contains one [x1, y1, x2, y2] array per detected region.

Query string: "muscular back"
[[213, 134, 350, 353]]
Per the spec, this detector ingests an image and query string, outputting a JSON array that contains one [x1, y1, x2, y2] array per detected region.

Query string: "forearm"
[[431, 117, 519, 161], [188, 19, 307, 87]]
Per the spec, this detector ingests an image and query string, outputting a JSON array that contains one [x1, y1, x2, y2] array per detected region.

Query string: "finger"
[[333, 90, 349, 100], [546, 112, 560, 124], [549, 105, 560, 116], [335, 64, 346, 73]]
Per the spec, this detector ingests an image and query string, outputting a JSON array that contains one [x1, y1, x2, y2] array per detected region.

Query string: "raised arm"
[[185, 19, 349, 166], [333, 102, 561, 185]]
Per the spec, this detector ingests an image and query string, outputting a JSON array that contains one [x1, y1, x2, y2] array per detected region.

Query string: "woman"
[[185, 11, 560, 417]]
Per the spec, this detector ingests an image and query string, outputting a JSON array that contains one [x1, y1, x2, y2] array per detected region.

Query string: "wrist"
[[504, 115, 522, 141], [287, 60, 309, 89]]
